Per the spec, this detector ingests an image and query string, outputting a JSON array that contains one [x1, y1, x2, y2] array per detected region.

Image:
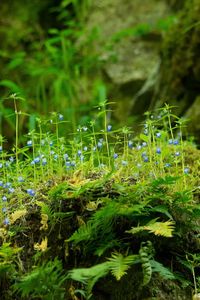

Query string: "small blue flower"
[[97, 142, 103, 149], [156, 147, 161, 154], [80, 155, 84, 162], [27, 189, 36, 197], [65, 161, 71, 167], [34, 157, 40, 164], [83, 146, 88, 151], [77, 150, 82, 156], [18, 176, 24, 183], [137, 145, 142, 151], [3, 217, 10, 225], [107, 125, 112, 132], [49, 141, 54, 147], [173, 139, 179, 145], [128, 141, 133, 149], [4, 182, 11, 188], [2, 196, 7, 201], [165, 163, 171, 168], [142, 142, 147, 147], [0, 181, 3, 186], [9, 157, 14, 163], [54, 154, 58, 160], [141, 151, 147, 157], [168, 139, 173, 145], [184, 167, 190, 174], [58, 114, 64, 121], [82, 126, 88, 132], [8, 187, 15, 193], [144, 129, 148, 135], [92, 146, 96, 151], [143, 156, 149, 162], [63, 153, 69, 161], [27, 140, 33, 147], [2, 207, 7, 213], [0, 146, 3, 152], [156, 132, 161, 138], [113, 153, 118, 159], [122, 160, 128, 166], [0, 163, 3, 168], [175, 151, 180, 157], [70, 161, 76, 167], [42, 158, 47, 166]]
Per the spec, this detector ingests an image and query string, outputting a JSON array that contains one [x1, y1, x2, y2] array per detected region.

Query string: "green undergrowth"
[[0, 100, 200, 299]]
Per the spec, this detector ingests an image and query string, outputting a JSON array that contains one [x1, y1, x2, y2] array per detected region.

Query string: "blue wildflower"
[[143, 156, 149, 162], [122, 160, 128, 166], [175, 151, 180, 157], [97, 142, 103, 149], [128, 141, 133, 149], [2, 196, 7, 201], [77, 150, 82, 156], [58, 114, 64, 121], [42, 158, 47, 166], [156, 147, 161, 154], [27, 189, 36, 197], [173, 139, 179, 145], [113, 153, 118, 159], [34, 157, 40, 164], [107, 125, 112, 132], [165, 163, 171, 168], [184, 167, 190, 174], [156, 132, 161, 138], [18, 176, 24, 183], [27, 140, 33, 147], [3, 218, 10, 225], [82, 126, 88, 132]]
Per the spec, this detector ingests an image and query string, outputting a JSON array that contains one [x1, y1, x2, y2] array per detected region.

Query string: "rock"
[[84, 0, 171, 120]]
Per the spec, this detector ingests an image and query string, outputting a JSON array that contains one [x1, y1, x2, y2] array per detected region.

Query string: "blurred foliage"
[[0, 0, 177, 145]]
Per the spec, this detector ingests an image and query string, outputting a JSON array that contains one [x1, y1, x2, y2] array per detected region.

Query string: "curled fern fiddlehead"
[[139, 241, 153, 286]]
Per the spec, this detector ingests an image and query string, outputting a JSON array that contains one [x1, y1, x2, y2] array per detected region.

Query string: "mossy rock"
[[155, 0, 200, 117]]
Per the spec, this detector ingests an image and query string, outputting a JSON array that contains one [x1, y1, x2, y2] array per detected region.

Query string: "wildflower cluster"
[[0, 106, 193, 226]]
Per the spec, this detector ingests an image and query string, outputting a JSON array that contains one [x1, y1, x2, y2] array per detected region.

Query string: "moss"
[[157, 0, 200, 114]]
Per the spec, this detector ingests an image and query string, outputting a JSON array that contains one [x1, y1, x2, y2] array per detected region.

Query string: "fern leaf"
[[68, 221, 94, 243], [150, 260, 175, 280], [10, 209, 27, 224], [144, 220, 175, 237], [127, 219, 175, 237], [68, 262, 109, 284], [107, 253, 139, 280]]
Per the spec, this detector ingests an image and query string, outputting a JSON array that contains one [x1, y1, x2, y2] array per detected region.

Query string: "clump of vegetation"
[[0, 98, 200, 299]]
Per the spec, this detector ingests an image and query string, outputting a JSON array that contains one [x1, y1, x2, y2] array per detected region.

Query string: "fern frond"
[[68, 262, 109, 284], [144, 220, 175, 237], [13, 259, 66, 299], [10, 209, 27, 224], [68, 221, 94, 243], [107, 252, 140, 280], [150, 260, 175, 280], [127, 219, 175, 237]]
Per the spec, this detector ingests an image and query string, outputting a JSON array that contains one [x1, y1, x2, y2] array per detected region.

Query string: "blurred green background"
[[0, 0, 200, 145]]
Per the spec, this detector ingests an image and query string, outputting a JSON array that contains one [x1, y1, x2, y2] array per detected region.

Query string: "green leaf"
[[107, 253, 140, 280], [150, 260, 175, 280]]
